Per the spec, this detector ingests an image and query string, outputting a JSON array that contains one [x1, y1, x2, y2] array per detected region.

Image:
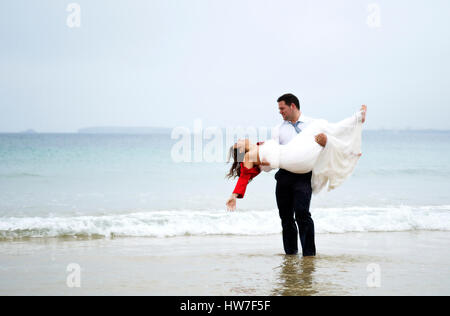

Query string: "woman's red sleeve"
[[232, 163, 261, 199]]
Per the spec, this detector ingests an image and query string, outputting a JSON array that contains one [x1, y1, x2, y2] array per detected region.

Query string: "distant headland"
[[77, 126, 172, 134], [19, 129, 38, 134]]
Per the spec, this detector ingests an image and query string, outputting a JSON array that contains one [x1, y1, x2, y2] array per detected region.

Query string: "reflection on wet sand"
[[271, 255, 317, 296]]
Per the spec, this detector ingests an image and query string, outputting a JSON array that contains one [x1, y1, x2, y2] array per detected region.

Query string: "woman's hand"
[[226, 194, 238, 211]]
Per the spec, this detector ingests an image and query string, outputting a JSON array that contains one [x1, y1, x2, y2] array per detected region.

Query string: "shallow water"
[[1, 232, 449, 296]]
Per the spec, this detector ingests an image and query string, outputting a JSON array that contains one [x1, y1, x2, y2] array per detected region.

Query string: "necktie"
[[293, 121, 302, 134]]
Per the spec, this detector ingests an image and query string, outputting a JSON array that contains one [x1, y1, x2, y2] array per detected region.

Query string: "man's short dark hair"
[[277, 93, 300, 110]]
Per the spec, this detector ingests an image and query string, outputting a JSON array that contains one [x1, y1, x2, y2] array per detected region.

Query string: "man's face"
[[278, 101, 296, 121]]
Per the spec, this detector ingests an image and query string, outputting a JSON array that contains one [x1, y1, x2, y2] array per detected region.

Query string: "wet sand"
[[0, 231, 449, 295]]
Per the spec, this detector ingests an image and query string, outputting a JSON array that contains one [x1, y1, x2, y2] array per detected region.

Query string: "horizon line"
[[1, 128, 450, 134]]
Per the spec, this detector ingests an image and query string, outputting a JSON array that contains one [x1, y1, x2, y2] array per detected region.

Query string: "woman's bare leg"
[[361, 105, 367, 123]]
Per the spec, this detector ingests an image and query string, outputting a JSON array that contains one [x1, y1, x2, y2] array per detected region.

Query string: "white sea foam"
[[0, 205, 449, 239]]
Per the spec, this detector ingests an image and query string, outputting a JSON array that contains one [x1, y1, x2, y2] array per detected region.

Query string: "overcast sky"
[[1, 0, 449, 132]]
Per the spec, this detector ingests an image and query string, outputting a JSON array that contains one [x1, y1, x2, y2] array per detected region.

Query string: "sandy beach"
[[0, 231, 449, 296]]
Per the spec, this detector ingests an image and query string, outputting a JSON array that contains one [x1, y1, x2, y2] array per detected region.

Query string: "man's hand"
[[315, 133, 327, 147], [226, 194, 238, 211], [260, 159, 270, 166]]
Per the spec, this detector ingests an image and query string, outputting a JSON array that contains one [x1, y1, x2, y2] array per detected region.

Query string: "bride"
[[226, 105, 367, 211]]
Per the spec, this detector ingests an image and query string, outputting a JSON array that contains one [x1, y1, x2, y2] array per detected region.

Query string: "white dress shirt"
[[272, 113, 315, 145]]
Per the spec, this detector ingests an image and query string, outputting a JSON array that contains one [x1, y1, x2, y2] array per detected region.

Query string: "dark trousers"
[[275, 169, 316, 256]]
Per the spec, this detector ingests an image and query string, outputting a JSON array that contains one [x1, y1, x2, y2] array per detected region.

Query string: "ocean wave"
[[0, 205, 449, 240]]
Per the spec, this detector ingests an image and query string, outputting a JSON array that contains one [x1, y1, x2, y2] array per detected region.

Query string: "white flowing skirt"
[[259, 111, 364, 194]]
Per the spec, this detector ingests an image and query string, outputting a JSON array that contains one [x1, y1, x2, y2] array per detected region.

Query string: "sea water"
[[0, 130, 449, 239]]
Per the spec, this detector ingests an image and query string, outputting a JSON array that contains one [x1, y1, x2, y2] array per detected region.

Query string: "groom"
[[271, 93, 327, 256]]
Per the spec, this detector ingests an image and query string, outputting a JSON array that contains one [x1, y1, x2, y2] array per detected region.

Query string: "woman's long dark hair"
[[226, 145, 246, 180]]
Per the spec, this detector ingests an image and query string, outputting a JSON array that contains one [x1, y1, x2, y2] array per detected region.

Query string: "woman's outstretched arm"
[[226, 154, 261, 211], [226, 171, 252, 211]]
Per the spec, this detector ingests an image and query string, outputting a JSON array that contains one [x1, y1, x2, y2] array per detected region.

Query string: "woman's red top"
[[232, 163, 261, 198], [231, 141, 265, 199]]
